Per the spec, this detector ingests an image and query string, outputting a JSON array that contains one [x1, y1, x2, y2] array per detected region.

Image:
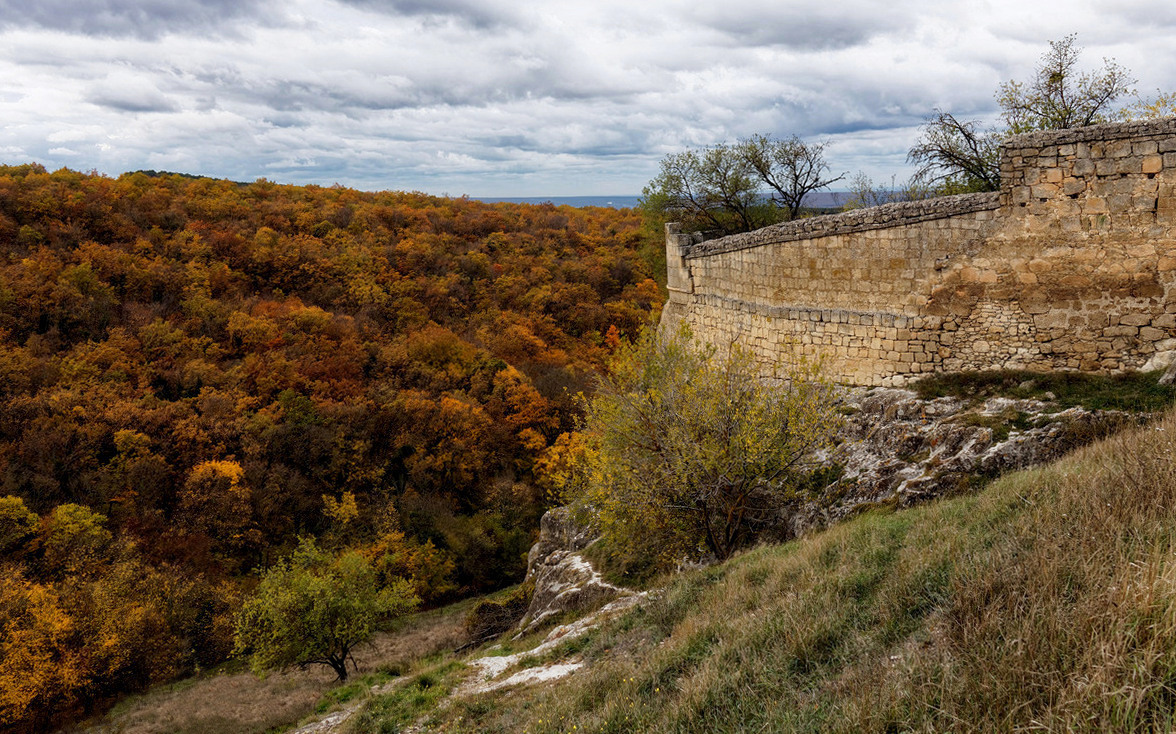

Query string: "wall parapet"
[[683, 192, 1001, 259], [1002, 117, 1176, 149]]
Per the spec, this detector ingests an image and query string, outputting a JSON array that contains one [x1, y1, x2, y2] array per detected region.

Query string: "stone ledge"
[[1004, 116, 1176, 150], [683, 192, 1001, 259]]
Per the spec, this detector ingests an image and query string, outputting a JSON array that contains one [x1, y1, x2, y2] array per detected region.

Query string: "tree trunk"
[[327, 654, 349, 681]]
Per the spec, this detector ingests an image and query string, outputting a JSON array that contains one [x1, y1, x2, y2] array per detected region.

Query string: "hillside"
[[295, 403, 1176, 733], [0, 164, 662, 731], [9, 162, 1176, 733]]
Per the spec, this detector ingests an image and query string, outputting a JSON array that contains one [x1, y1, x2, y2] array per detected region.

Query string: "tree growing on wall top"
[[740, 134, 845, 220], [641, 143, 774, 236], [907, 111, 1002, 193], [641, 134, 843, 235], [909, 34, 1139, 193], [997, 34, 1135, 134]]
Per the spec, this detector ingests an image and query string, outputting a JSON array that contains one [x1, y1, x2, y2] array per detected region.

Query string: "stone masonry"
[[662, 117, 1176, 385]]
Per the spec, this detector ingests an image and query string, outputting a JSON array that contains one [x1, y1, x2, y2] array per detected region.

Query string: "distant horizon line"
[[468, 192, 853, 198], [468, 192, 851, 208]]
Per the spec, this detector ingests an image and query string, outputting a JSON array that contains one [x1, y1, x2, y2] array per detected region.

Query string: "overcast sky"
[[1, 0, 1174, 196]]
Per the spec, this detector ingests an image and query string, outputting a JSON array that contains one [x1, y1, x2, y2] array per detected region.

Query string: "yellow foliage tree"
[[178, 461, 255, 550], [0, 572, 83, 729], [569, 323, 840, 568], [0, 496, 38, 557], [39, 504, 112, 578], [1120, 90, 1176, 121], [322, 491, 359, 527], [534, 432, 587, 503], [363, 530, 457, 604]]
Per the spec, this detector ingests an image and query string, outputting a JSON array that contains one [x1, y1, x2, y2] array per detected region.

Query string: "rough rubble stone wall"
[[663, 117, 1176, 386]]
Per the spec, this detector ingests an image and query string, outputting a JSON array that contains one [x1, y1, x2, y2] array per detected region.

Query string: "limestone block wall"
[[663, 117, 1176, 385]]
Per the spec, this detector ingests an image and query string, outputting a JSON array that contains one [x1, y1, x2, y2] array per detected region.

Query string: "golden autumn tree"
[[0, 573, 84, 729], [177, 461, 255, 551], [568, 323, 841, 568]]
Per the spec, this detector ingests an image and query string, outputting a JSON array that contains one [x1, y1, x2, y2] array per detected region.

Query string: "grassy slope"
[[403, 407, 1176, 733], [70, 597, 476, 734]]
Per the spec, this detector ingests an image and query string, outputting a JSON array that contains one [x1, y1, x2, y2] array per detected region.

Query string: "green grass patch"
[[913, 368, 1176, 411], [314, 681, 366, 714], [313, 669, 400, 715], [343, 661, 465, 734]]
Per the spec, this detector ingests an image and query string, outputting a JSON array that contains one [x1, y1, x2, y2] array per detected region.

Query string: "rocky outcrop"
[[464, 594, 645, 696], [786, 387, 1132, 536], [517, 507, 633, 634], [523, 506, 597, 579], [522, 389, 1134, 587]]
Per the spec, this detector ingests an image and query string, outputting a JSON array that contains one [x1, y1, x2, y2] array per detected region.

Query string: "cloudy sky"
[[1, 0, 1174, 196]]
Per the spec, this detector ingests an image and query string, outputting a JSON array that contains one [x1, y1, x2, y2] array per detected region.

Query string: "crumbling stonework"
[[663, 117, 1176, 385]]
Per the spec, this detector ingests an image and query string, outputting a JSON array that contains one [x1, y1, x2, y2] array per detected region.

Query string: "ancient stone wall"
[[663, 117, 1176, 385]]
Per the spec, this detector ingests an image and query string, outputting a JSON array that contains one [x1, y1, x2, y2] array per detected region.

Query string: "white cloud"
[[0, 0, 1173, 194]]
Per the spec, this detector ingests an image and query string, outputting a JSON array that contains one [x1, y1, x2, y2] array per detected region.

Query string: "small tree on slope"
[[233, 538, 418, 681]]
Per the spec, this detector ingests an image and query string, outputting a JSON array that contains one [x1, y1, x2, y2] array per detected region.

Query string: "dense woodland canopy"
[[0, 163, 662, 730]]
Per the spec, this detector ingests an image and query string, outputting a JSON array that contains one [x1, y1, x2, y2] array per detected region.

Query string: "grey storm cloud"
[[0, 0, 1173, 195], [335, 0, 521, 29], [0, 0, 279, 39], [87, 90, 179, 113], [689, 3, 916, 50]]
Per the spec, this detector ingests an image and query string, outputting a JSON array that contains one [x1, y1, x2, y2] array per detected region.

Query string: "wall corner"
[[664, 222, 694, 304]]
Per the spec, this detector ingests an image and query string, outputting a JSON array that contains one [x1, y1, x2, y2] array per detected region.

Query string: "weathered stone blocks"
[[665, 117, 1176, 385]]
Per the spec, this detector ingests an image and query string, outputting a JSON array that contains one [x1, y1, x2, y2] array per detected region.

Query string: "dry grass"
[[68, 601, 470, 734], [412, 408, 1176, 733], [69, 667, 329, 734]]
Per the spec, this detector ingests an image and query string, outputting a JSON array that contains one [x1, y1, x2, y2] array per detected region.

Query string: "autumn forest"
[[0, 163, 663, 730]]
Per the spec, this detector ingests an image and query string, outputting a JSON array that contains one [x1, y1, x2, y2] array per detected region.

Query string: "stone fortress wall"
[[662, 117, 1176, 385]]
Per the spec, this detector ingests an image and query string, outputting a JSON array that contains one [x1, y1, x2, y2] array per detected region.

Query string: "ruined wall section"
[[665, 117, 1176, 385], [939, 118, 1176, 375]]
